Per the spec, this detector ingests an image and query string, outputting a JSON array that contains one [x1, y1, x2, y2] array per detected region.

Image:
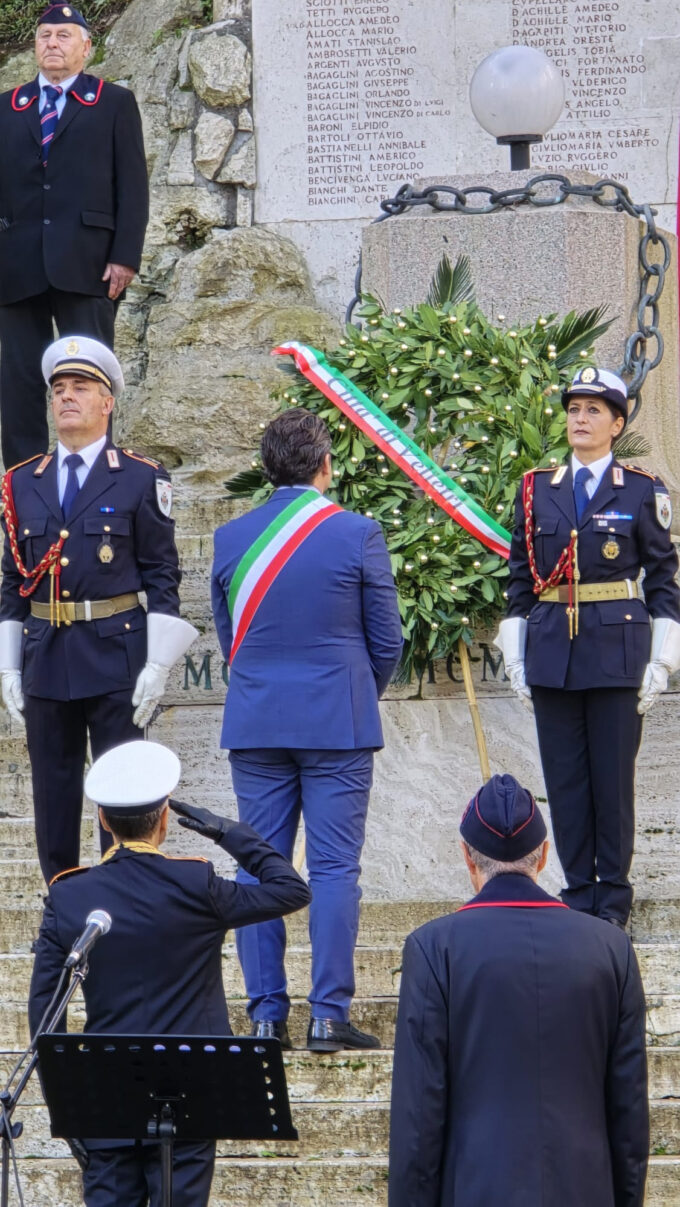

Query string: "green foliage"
[[226, 260, 613, 686]]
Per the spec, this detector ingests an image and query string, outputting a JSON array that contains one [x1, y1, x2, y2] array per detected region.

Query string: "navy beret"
[[460, 773, 547, 861], [38, 5, 90, 30]]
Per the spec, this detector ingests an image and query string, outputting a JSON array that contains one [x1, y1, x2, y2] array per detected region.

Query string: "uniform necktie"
[[62, 453, 84, 519], [573, 466, 593, 523], [41, 84, 63, 165]]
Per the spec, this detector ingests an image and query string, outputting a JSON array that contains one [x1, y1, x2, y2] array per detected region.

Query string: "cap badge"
[[18, 97, 28, 107], [63, 6, 73, 15], [579, 366, 597, 385], [66, 340, 79, 355], [601, 538, 620, 561]]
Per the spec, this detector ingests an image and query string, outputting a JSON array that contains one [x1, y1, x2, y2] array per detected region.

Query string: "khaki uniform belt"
[[30, 592, 140, 623], [538, 580, 640, 604]]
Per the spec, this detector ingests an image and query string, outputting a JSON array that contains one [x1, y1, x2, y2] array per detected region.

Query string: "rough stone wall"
[[0, 0, 336, 501]]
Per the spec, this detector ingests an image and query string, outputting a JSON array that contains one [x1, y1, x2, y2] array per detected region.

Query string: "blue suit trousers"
[[229, 747, 374, 1022]]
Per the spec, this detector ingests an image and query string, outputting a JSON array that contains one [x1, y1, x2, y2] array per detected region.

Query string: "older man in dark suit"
[[389, 774, 649, 1207], [29, 740, 312, 1207], [0, 4, 148, 468]]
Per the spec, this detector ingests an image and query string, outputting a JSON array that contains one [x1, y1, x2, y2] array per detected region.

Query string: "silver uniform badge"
[[655, 490, 672, 530], [84, 93, 96, 102], [156, 479, 172, 517], [18, 97, 28, 107]]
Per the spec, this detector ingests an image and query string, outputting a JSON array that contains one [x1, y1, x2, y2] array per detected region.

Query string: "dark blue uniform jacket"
[[389, 874, 649, 1207], [0, 73, 148, 304], [507, 461, 680, 689], [0, 444, 180, 699], [211, 487, 403, 750], [28, 822, 312, 1147]]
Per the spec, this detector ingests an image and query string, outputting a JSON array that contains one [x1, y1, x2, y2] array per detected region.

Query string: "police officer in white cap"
[[28, 740, 311, 1207], [497, 364, 680, 927], [0, 336, 197, 883]]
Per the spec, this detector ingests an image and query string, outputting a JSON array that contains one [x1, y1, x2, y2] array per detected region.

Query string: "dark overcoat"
[[0, 72, 148, 304], [389, 873, 649, 1207]]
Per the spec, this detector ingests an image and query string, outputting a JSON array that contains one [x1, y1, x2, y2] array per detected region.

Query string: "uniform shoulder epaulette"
[[122, 448, 162, 470], [163, 854, 210, 864], [49, 865, 89, 886], [623, 464, 656, 481], [3, 453, 44, 475], [523, 466, 553, 476]]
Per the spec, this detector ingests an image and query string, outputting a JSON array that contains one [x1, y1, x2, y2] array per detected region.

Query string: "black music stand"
[[37, 1034, 297, 1207]]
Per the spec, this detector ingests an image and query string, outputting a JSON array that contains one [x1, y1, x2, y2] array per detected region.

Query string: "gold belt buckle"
[[59, 600, 76, 626]]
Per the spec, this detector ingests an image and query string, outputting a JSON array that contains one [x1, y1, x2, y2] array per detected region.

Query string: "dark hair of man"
[[101, 805, 165, 842], [260, 409, 332, 487]]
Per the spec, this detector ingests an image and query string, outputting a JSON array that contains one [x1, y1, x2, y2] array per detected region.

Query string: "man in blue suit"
[[211, 408, 402, 1051]]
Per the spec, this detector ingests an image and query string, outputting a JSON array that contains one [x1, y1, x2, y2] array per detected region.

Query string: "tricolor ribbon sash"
[[228, 489, 342, 664], [272, 342, 511, 560]]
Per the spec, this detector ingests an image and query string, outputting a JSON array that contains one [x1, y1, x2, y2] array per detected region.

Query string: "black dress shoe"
[[307, 1018, 381, 1052], [251, 1020, 292, 1049]]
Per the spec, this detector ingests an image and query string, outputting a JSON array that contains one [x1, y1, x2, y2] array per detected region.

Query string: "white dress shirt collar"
[[571, 451, 613, 497], [38, 72, 78, 115], [57, 435, 107, 472]]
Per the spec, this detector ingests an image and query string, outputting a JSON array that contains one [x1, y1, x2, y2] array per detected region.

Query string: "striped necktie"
[[41, 85, 63, 165]]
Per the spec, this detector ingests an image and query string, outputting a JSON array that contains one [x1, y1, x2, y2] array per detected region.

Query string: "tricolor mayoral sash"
[[228, 489, 341, 663]]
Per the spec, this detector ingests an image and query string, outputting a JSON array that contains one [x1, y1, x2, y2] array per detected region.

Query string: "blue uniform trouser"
[[82, 1141, 215, 1207], [532, 685, 642, 924], [229, 747, 374, 1022]]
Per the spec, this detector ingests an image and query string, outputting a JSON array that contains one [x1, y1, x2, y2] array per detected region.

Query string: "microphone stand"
[[0, 960, 90, 1207]]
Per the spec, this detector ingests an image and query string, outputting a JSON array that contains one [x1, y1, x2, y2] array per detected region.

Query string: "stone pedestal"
[[362, 171, 680, 513]]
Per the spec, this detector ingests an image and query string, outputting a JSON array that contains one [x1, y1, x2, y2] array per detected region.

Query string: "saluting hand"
[[169, 799, 238, 843]]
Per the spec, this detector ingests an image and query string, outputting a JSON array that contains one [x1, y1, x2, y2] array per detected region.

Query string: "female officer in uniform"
[[496, 366, 680, 927]]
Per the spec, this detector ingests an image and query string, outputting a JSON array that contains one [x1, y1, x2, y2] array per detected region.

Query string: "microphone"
[[65, 910, 112, 969]]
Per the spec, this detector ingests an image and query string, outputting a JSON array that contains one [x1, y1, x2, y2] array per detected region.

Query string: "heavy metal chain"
[[347, 174, 671, 423]]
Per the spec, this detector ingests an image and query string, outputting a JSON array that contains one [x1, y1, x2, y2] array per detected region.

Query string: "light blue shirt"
[[38, 72, 78, 119], [57, 436, 106, 505], [571, 451, 612, 499]]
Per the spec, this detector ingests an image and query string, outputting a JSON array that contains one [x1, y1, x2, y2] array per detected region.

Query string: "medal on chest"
[[97, 539, 114, 564], [601, 537, 620, 560]]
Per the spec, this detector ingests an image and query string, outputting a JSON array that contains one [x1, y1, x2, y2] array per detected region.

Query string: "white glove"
[[131, 613, 198, 728], [132, 661, 170, 727], [494, 617, 533, 714], [1, 671, 24, 726], [637, 617, 680, 716], [0, 621, 25, 726]]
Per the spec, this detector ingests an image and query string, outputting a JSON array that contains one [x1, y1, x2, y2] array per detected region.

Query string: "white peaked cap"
[[85, 741, 181, 813]]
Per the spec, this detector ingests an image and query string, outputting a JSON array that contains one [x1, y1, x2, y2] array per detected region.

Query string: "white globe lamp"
[[470, 46, 565, 170]]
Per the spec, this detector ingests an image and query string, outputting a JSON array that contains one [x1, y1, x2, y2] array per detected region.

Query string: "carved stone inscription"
[[253, 0, 456, 221], [512, 1, 673, 196], [254, 0, 678, 225]]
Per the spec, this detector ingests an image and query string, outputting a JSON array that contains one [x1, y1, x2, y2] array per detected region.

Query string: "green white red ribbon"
[[228, 488, 341, 663], [272, 342, 511, 559]]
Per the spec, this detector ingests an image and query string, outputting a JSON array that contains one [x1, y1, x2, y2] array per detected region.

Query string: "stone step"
[[1, 937, 679, 999], [1, 995, 679, 1053], [2, 1155, 679, 1206], [0, 1046, 678, 1107], [7, 1098, 680, 1160]]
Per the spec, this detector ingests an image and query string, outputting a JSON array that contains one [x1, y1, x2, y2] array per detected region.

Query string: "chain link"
[[346, 174, 671, 422]]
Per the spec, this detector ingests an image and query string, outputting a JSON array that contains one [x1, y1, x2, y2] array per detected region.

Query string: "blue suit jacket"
[[389, 874, 649, 1207], [211, 487, 403, 750], [0, 444, 181, 700], [507, 461, 680, 689]]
